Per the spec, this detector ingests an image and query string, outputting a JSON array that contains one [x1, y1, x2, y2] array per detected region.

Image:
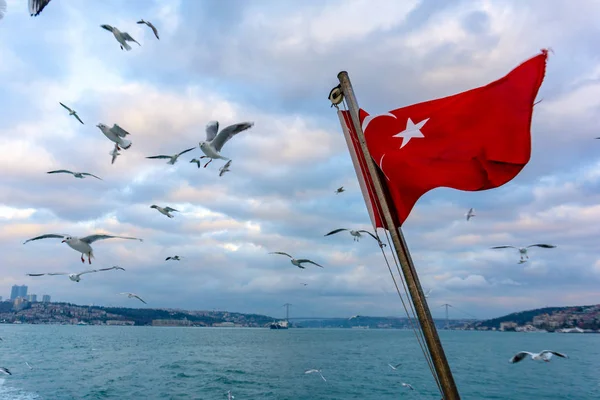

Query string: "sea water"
[[0, 325, 598, 399]]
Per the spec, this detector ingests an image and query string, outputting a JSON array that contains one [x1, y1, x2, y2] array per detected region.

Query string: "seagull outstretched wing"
[[146, 155, 172, 159], [81, 173, 102, 180], [324, 228, 348, 236], [526, 244, 556, 249], [47, 170, 74, 175], [29, 0, 52, 16], [269, 252, 293, 258], [122, 32, 140, 46], [211, 122, 253, 151], [80, 234, 143, 244], [164, 207, 178, 212], [111, 124, 130, 137], [59, 102, 73, 112], [205, 121, 219, 142], [177, 147, 196, 156], [297, 259, 324, 268], [23, 234, 68, 244]]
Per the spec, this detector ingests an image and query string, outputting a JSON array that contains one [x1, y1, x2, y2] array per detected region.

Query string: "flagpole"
[[336, 71, 461, 400]]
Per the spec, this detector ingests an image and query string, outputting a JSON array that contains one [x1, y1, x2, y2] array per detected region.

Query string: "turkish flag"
[[342, 50, 548, 228]]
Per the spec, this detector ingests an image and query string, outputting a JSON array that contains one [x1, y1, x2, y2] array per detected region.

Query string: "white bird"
[[465, 207, 475, 221], [25, 362, 33, 370], [29, 0, 51, 16], [269, 252, 324, 269], [424, 288, 433, 298], [198, 121, 254, 168], [26, 266, 125, 282], [47, 170, 102, 180], [0, 0, 7, 21], [165, 256, 182, 261], [509, 350, 568, 363], [226, 390, 234, 400], [0, 367, 11, 375], [189, 159, 202, 168], [100, 24, 141, 51], [137, 19, 159, 39], [219, 160, 232, 177], [402, 382, 414, 390], [324, 228, 386, 247], [305, 369, 326, 382], [59, 102, 84, 124], [146, 147, 196, 165], [491, 244, 556, 261], [150, 205, 178, 218], [120, 292, 147, 304], [109, 144, 121, 165], [23, 234, 143, 264], [96, 123, 132, 150], [335, 186, 345, 194], [388, 363, 401, 370]]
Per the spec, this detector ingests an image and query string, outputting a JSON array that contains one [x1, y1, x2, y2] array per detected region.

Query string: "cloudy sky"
[[0, 0, 599, 321]]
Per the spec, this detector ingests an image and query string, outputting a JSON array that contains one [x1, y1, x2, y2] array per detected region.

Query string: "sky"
[[0, 0, 599, 321]]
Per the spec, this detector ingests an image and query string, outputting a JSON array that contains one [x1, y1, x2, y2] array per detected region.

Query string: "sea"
[[0, 325, 598, 399]]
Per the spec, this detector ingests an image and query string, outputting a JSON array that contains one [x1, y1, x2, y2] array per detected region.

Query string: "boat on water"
[[269, 320, 289, 330]]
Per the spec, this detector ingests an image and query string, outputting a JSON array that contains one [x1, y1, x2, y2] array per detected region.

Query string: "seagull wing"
[[324, 228, 349, 236], [80, 173, 102, 180], [164, 207, 178, 212], [111, 124, 130, 137], [297, 259, 324, 268], [29, 0, 51, 16], [122, 32, 140, 45], [222, 160, 232, 169], [357, 230, 380, 241], [146, 155, 172, 159], [509, 351, 534, 363], [205, 121, 219, 141], [541, 350, 567, 359], [26, 273, 47, 277], [47, 170, 74, 175], [133, 294, 147, 304], [46, 272, 68, 276], [148, 21, 159, 39], [211, 122, 254, 152], [59, 102, 73, 112], [80, 234, 143, 244], [23, 234, 67, 244], [165, 257, 172, 260], [177, 147, 196, 156], [491, 246, 517, 250], [77, 269, 100, 276], [100, 24, 114, 32], [526, 244, 556, 249], [97, 266, 124, 272], [73, 113, 84, 124], [269, 252, 293, 258]]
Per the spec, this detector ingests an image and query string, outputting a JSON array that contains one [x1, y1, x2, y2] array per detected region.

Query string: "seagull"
[[150, 205, 178, 218], [189, 159, 202, 168], [100, 24, 141, 51], [29, 0, 51, 16], [47, 170, 102, 180], [26, 266, 125, 282], [305, 369, 326, 382], [219, 160, 232, 177], [465, 208, 475, 221], [226, 390, 234, 400], [198, 121, 254, 168], [96, 123, 132, 150], [137, 19, 159, 39], [401, 383, 414, 390], [109, 144, 121, 165], [300, 283, 308, 286], [59, 102, 84, 124], [120, 292, 147, 304], [165, 256, 182, 261], [324, 228, 386, 247], [269, 252, 324, 269], [0, 0, 7, 22], [335, 186, 345, 194], [25, 362, 33, 370], [424, 288, 433, 298], [0, 367, 11, 375], [491, 244, 556, 261], [146, 147, 196, 165], [388, 363, 402, 370], [509, 350, 568, 363], [23, 234, 143, 264]]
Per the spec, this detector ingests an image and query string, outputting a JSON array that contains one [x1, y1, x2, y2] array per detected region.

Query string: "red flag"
[[342, 50, 548, 228]]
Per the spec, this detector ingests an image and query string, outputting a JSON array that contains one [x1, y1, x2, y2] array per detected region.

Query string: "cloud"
[[0, 0, 598, 321]]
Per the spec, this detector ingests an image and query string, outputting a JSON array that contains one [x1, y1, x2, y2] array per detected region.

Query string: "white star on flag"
[[393, 117, 429, 149]]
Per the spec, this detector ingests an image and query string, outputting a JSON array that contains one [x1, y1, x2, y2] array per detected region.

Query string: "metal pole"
[[283, 303, 291, 323], [337, 71, 461, 399]]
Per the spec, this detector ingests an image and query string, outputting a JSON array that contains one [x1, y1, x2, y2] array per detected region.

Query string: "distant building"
[[499, 322, 517, 331], [27, 294, 37, 302], [42, 295, 51, 303], [10, 285, 19, 300]]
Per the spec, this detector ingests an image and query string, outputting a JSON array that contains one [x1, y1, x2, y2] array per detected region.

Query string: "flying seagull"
[[0, 0, 7, 22], [137, 19, 159, 39], [25, 362, 33, 370], [59, 102, 84, 124], [324, 228, 386, 247], [165, 256, 182, 261], [26, 266, 125, 282], [300, 283, 308, 286], [269, 252, 324, 269], [150, 205, 178, 218], [189, 159, 202, 168], [509, 350, 568, 363], [226, 390, 234, 400], [100, 24, 140, 51], [29, 0, 51, 16], [219, 160, 232, 177], [335, 186, 345, 194], [198, 121, 254, 168], [401, 383, 415, 391], [0, 367, 11, 376], [23, 234, 143, 264], [47, 170, 102, 180], [305, 369, 326, 382], [96, 123, 132, 150], [109, 144, 121, 165], [120, 292, 147, 304], [146, 147, 195, 165], [491, 244, 556, 261], [424, 288, 433, 298], [388, 363, 402, 370], [465, 207, 475, 221]]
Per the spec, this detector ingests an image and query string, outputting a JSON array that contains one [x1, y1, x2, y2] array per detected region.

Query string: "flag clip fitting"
[[328, 85, 344, 109]]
